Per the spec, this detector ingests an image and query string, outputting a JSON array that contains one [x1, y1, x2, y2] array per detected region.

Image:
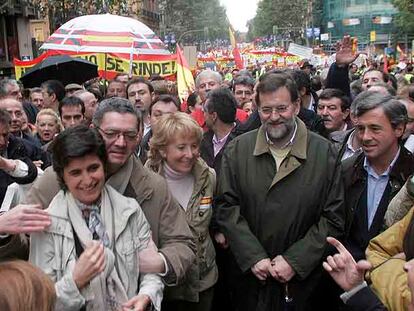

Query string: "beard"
[[264, 117, 295, 144]]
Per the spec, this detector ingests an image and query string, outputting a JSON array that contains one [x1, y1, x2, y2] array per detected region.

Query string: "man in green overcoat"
[[216, 73, 345, 311]]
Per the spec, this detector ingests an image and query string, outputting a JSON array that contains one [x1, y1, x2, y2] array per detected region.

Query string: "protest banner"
[[15, 50, 177, 80]]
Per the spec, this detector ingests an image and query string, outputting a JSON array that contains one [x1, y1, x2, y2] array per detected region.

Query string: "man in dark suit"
[[342, 91, 414, 261], [200, 87, 238, 176]]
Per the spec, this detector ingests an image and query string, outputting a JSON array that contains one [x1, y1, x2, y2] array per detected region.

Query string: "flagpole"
[[104, 52, 108, 96]]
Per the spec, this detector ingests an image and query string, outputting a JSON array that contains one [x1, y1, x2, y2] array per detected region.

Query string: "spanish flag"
[[229, 26, 243, 70], [176, 44, 195, 103]]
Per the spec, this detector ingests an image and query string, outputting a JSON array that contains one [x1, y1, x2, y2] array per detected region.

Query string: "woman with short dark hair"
[[29, 125, 163, 310]]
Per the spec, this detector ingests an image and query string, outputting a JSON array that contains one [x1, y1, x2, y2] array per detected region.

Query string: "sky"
[[220, 0, 259, 33]]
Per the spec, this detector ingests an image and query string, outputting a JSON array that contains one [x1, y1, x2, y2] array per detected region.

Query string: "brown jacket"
[[24, 156, 196, 285], [146, 157, 218, 302]]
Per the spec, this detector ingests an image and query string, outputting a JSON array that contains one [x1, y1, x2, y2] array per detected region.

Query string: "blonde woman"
[[35, 109, 63, 146], [146, 112, 217, 311]]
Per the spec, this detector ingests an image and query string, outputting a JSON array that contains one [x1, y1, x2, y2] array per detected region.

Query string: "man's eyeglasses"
[[259, 106, 289, 116], [96, 126, 139, 142]]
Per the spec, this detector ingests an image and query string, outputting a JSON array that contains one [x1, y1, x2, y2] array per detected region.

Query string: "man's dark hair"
[[41, 80, 65, 102], [52, 125, 107, 190], [205, 88, 237, 124], [58, 96, 85, 117], [255, 73, 299, 106], [291, 70, 311, 94], [233, 76, 255, 91], [126, 77, 154, 95], [0, 109, 11, 126], [92, 97, 142, 130], [387, 73, 398, 91], [187, 92, 199, 108], [319, 88, 351, 111], [149, 94, 180, 115]]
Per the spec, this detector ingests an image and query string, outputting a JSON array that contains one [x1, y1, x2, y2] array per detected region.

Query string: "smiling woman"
[[29, 125, 164, 311], [146, 113, 217, 311]]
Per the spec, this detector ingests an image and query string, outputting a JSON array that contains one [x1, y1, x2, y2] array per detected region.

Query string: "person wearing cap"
[[65, 83, 83, 97], [301, 60, 313, 76]]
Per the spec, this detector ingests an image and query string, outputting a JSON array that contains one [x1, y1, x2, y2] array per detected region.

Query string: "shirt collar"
[[254, 117, 307, 160], [212, 123, 235, 145], [363, 147, 401, 178], [346, 130, 360, 153]]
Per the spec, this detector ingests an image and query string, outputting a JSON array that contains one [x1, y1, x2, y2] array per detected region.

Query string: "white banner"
[[287, 43, 313, 59]]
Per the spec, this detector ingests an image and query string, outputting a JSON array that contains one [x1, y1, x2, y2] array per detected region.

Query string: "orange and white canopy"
[[41, 14, 170, 55]]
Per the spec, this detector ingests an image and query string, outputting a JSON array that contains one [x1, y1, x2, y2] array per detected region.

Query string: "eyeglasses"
[[96, 126, 139, 142], [259, 106, 289, 116]]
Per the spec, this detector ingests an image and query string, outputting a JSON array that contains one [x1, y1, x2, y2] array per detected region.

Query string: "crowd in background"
[[1, 35, 414, 311]]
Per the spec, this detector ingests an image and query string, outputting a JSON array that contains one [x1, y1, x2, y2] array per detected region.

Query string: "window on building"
[[355, 0, 364, 4], [345, 0, 351, 7], [369, 0, 378, 3]]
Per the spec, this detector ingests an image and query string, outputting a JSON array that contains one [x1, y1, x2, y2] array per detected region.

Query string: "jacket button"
[[198, 235, 205, 242], [199, 211, 204, 217]]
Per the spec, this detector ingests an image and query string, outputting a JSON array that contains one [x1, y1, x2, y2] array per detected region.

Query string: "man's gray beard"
[[265, 118, 295, 144]]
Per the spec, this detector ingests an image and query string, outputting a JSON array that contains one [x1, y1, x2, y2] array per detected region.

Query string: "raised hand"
[[72, 241, 105, 289], [335, 35, 360, 67], [323, 237, 372, 291], [0, 204, 50, 234]]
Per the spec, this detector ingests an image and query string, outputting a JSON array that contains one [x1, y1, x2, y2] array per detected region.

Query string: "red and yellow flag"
[[176, 44, 195, 102], [229, 26, 243, 70]]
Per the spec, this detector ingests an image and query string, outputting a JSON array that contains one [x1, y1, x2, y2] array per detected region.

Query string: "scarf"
[[66, 187, 129, 311], [76, 198, 110, 247]]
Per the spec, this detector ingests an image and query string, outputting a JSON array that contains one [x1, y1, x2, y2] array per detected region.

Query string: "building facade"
[[0, 0, 36, 76], [322, 0, 397, 45]]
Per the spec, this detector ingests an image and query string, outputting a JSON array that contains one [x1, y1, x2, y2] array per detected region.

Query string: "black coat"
[[200, 127, 238, 177], [342, 147, 414, 261], [0, 135, 38, 205], [346, 286, 387, 311], [14, 133, 52, 170]]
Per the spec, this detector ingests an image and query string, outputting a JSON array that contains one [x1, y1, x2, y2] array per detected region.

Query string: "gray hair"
[[352, 91, 407, 128], [367, 82, 396, 96], [92, 97, 143, 129], [195, 70, 222, 88], [0, 79, 19, 99]]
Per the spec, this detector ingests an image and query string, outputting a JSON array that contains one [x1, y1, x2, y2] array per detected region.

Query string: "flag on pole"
[[229, 26, 243, 70], [176, 44, 195, 103]]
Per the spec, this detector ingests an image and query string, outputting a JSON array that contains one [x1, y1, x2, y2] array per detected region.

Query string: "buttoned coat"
[[216, 118, 345, 311]]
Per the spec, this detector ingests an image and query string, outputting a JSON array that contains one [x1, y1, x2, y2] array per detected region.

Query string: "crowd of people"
[[0, 35, 414, 311]]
